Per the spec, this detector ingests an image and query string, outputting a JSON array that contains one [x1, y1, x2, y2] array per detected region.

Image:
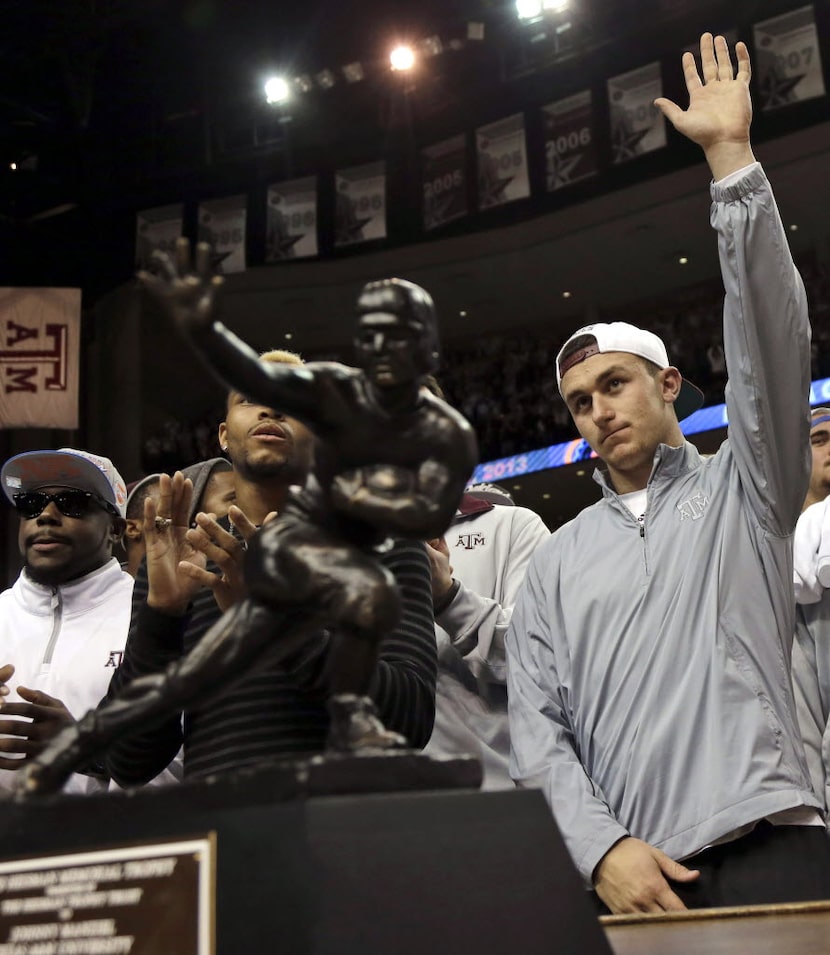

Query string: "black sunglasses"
[[12, 490, 118, 520]]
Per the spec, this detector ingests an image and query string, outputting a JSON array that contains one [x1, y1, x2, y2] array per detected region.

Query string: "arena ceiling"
[[0, 0, 779, 232]]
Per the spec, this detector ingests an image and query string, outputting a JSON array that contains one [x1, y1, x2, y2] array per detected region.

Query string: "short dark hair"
[[126, 478, 160, 520]]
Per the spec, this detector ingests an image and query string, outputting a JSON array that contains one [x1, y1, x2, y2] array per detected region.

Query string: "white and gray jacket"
[[506, 164, 817, 883], [0, 558, 134, 794], [424, 502, 550, 789], [791, 499, 830, 817]]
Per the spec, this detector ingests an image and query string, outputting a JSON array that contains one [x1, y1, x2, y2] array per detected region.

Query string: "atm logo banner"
[[0, 288, 80, 429]]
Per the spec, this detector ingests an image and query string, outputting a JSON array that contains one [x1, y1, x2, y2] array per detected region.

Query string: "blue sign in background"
[[472, 376, 830, 484]]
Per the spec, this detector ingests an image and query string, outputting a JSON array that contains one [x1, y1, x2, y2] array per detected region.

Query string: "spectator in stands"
[[123, 473, 162, 577], [803, 407, 830, 513], [188, 458, 235, 518], [0, 448, 131, 793], [424, 482, 549, 789], [506, 34, 830, 914], [122, 459, 234, 578]]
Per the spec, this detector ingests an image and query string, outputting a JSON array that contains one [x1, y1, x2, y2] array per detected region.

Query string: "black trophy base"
[[0, 755, 612, 955]]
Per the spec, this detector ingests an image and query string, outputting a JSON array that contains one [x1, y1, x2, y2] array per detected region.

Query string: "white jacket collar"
[[11, 558, 131, 617]]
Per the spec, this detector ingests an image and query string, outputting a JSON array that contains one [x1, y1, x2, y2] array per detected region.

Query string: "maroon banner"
[[0, 288, 80, 429]]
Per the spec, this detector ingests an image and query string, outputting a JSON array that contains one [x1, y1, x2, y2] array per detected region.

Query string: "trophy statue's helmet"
[[355, 278, 441, 378]]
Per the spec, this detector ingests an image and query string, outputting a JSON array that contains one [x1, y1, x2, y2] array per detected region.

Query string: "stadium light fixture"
[[516, 0, 543, 20], [517, 0, 570, 20], [390, 45, 416, 71], [343, 61, 365, 83], [419, 35, 443, 57], [264, 76, 290, 105], [316, 69, 337, 89]]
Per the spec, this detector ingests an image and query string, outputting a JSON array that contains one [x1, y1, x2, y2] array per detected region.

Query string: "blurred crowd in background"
[[142, 254, 830, 473]]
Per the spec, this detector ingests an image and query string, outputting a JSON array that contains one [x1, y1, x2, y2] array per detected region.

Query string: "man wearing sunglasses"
[[0, 447, 132, 793]]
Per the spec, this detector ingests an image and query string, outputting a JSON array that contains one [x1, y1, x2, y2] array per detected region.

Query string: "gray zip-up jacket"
[[506, 163, 817, 884], [792, 598, 830, 817]]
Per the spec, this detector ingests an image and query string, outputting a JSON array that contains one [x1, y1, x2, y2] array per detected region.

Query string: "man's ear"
[[659, 367, 683, 405], [218, 421, 228, 451], [110, 516, 128, 544], [122, 518, 142, 542]]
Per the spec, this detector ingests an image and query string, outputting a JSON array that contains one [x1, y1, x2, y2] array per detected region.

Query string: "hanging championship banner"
[[335, 161, 387, 246], [421, 135, 468, 231], [476, 114, 531, 210], [265, 176, 318, 261], [197, 195, 247, 274], [0, 288, 81, 429], [607, 62, 666, 164], [135, 204, 183, 271], [754, 5, 825, 111], [542, 90, 598, 191]]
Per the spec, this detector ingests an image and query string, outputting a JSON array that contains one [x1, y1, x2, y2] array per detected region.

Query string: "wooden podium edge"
[[601, 898, 830, 926]]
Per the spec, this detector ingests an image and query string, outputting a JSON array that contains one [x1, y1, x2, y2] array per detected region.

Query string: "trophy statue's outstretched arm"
[[140, 237, 321, 421]]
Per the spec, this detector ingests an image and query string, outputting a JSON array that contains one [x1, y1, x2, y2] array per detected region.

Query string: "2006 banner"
[[542, 90, 598, 192], [421, 135, 468, 231]]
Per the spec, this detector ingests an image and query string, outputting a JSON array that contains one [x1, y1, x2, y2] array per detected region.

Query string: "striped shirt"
[[103, 537, 437, 784]]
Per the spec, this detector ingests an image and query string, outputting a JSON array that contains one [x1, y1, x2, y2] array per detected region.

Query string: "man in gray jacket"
[[506, 33, 830, 914]]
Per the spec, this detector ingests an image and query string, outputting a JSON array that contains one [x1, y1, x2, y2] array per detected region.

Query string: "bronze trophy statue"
[[18, 240, 478, 796]]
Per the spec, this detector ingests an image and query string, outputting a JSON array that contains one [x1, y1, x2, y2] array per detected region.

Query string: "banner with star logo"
[[754, 5, 825, 112], [542, 91, 598, 192], [0, 287, 80, 429], [198, 195, 247, 274], [334, 161, 387, 247], [607, 62, 666, 165], [476, 114, 531, 210], [135, 204, 184, 271], [265, 177, 318, 261], [421, 135, 468, 231]]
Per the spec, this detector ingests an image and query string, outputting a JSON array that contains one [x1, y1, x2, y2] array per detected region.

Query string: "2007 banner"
[[607, 61, 666, 165], [754, 4, 826, 111]]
